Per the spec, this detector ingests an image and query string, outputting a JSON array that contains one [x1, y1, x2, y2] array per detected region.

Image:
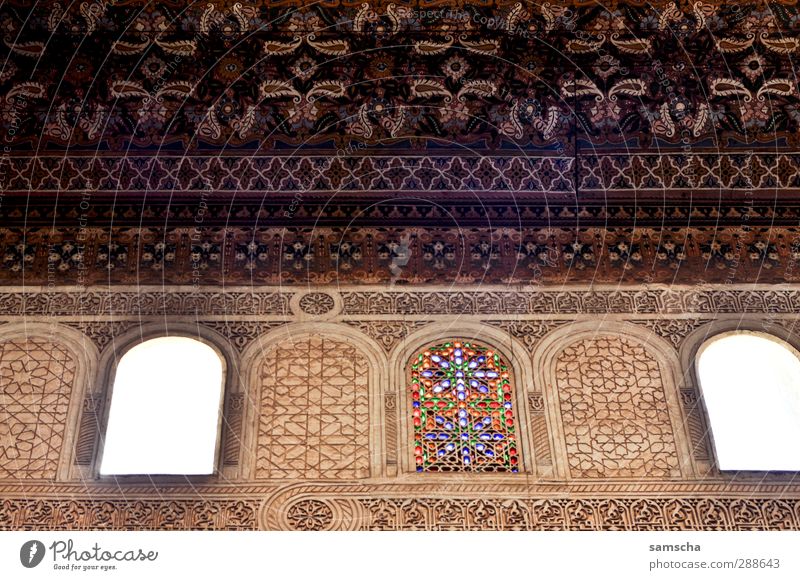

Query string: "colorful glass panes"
[[411, 341, 519, 473]]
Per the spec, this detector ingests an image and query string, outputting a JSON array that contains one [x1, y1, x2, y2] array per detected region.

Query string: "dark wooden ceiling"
[[1, 1, 799, 285]]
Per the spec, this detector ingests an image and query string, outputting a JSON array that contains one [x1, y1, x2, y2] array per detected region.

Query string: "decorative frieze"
[[357, 497, 800, 531], [0, 499, 258, 530], [340, 288, 800, 316], [1, 493, 797, 531], [0, 291, 290, 316], [3, 155, 800, 201], [4, 226, 800, 285]]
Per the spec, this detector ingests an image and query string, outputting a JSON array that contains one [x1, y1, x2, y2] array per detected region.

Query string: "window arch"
[[696, 331, 800, 471], [99, 336, 225, 476], [410, 340, 519, 473]]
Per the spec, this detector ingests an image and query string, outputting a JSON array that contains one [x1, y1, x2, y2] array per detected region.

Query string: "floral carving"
[[286, 500, 334, 531], [297, 292, 335, 315], [631, 319, 708, 349], [343, 320, 429, 352]]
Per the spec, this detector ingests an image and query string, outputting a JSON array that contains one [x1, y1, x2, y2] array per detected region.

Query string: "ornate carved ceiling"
[[2, 1, 800, 284], [2, 1, 799, 150]]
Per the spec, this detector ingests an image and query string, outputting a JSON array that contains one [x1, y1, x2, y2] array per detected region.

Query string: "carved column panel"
[[223, 393, 244, 467], [680, 387, 714, 474], [384, 393, 398, 477], [74, 395, 103, 466], [527, 393, 554, 477]]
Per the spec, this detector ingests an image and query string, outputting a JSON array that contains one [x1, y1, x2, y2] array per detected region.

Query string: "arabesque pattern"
[[1, 2, 799, 148]]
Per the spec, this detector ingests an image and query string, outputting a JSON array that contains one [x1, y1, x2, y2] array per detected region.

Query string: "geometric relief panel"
[[555, 337, 681, 479], [256, 336, 370, 479], [0, 339, 76, 479]]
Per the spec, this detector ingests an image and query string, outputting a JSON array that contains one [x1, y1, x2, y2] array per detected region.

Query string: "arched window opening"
[[100, 337, 224, 476], [410, 340, 518, 473], [697, 332, 800, 471]]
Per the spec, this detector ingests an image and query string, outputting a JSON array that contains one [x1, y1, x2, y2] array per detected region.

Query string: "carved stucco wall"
[[255, 335, 371, 479], [0, 338, 77, 480], [555, 336, 681, 479], [0, 285, 798, 530]]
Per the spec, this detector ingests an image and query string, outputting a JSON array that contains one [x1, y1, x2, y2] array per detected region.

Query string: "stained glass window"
[[410, 340, 519, 472]]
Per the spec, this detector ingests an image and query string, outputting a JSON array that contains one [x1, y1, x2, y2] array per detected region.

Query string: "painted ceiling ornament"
[[561, 76, 647, 135], [709, 77, 796, 131], [353, 2, 413, 38], [199, 2, 260, 38], [658, 1, 684, 30], [692, 1, 719, 30], [540, 2, 578, 32], [1, 1, 800, 148], [46, 1, 107, 35]]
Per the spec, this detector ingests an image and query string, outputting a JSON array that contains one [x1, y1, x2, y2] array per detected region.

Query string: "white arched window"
[[100, 337, 225, 475], [697, 331, 800, 471]]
